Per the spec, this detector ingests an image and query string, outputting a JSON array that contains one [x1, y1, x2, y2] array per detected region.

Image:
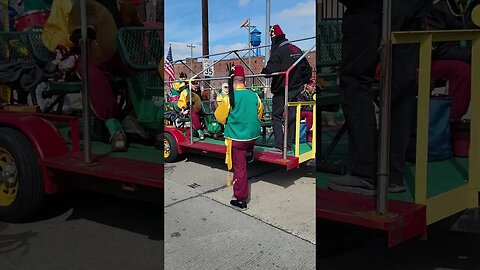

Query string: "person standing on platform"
[[261, 24, 312, 155], [328, 0, 433, 195]]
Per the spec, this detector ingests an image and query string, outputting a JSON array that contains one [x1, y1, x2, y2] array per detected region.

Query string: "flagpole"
[[164, 44, 169, 102], [165, 43, 175, 98]]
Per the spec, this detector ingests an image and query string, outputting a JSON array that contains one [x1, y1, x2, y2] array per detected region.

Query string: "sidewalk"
[[164, 155, 316, 269]]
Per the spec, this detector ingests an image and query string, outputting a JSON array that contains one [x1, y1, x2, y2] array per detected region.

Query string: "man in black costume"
[[328, 0, 433, 195], [261, 24, 312, 154]]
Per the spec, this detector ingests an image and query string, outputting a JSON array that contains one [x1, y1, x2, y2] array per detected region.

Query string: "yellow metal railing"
[[288, 101, 316, 163], [392, 29, 480, 223]]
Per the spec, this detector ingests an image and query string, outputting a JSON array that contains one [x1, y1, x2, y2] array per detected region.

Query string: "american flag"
[[164, 45, 175, 88]]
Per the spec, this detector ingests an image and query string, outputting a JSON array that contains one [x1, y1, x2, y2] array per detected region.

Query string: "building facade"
[[172, 51, 316, 92]]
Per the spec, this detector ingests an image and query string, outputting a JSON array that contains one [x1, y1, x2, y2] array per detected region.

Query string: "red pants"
[[76, 57, 125, 120], [431, 60, 471, 121], [232, 140, 255, 201], [301, 110, 313, 131], [191, 110, 202, 131]]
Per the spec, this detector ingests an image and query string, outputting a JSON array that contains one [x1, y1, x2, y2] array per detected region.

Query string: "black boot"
[[230, 200, 247, 209]]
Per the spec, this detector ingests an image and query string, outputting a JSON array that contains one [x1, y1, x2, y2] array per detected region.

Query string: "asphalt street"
[[4, 153, 478, 270], [0, 191, 163, 270]]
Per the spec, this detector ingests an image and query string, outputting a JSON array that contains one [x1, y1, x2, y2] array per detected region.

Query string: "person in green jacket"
[[215, 65, 263, 209]]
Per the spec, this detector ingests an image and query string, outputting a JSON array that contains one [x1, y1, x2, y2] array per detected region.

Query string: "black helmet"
[[180, 72, 187, 79]]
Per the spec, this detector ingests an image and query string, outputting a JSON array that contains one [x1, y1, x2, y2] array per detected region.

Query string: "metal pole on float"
[[80, 0, 92, 164], [265, 0, 271, 95], [377, 0, 392, 214], [265, 0, 271, 62]]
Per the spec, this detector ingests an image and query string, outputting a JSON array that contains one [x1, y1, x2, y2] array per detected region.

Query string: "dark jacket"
[[298, 87, 317, 112], [261, 35, 312, 100], [0, 61, 44, 95], [340, 0, 432, 30], [427, 0, 479, 63]]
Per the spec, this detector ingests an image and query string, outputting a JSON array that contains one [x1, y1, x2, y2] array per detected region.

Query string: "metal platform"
[[178, 140, 300, 170], [317, 188, 427, 247], [41, 152, 163, 188]]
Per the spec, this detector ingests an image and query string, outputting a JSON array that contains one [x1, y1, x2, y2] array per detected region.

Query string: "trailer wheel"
[[0, 127, 43, 222], [164, 133, 179, 162]]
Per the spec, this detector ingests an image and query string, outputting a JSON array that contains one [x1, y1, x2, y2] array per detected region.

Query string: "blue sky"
[[165, 0, 315, 61]]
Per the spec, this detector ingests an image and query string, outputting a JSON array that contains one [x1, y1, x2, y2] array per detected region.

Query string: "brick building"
[[171, 51, 316, 92]]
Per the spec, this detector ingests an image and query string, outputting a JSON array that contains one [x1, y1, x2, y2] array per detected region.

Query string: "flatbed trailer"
[[0, 1, 163, 222], [164, 38, 317, 170], [164, 125, 307, 170]]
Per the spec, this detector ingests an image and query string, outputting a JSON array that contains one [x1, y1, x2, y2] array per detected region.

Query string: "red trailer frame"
[[164, 126, 300, 170], [0, 1, 163, 222], [0, 110, 162, 220]]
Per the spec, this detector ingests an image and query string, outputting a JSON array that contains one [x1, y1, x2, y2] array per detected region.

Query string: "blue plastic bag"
[[428, 96, 452, 161], [300, 122, 307, 144], [406, 95, 452, 162]]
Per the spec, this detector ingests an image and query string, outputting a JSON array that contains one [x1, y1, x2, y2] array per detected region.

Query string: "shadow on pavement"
[[317, 218, 480, 270], [64, 190, 164, 241], [178, 153, 315, 189], [0, 222, 37, 255], [11, 190, 164, 241]]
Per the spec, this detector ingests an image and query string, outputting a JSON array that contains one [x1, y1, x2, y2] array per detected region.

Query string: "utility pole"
[[187, 43, 196, 71], [202, 0, 209, 57], [202, 0, 209, 90]]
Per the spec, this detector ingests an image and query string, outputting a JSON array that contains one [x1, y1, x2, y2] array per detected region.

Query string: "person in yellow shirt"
[[177, 77, 204, 139], [216, 82, 229, 102], [215, 65, 262, 209], [41, 0, 141, 152], [169, 72, 187, 101]]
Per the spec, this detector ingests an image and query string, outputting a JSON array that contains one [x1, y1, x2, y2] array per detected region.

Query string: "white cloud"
[[212, 43, 247, 54], [166, 0, 316, 60], [270, 1, 316, 47], [168, 42, 249, 62], [277, 0, 315, 19], [238, 0, 250, 7], [167, 42, 203, 62]]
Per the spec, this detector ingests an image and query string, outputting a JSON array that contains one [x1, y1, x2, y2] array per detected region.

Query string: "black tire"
[[164, 132, 179, 163], [0, 127, 43, 222]]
